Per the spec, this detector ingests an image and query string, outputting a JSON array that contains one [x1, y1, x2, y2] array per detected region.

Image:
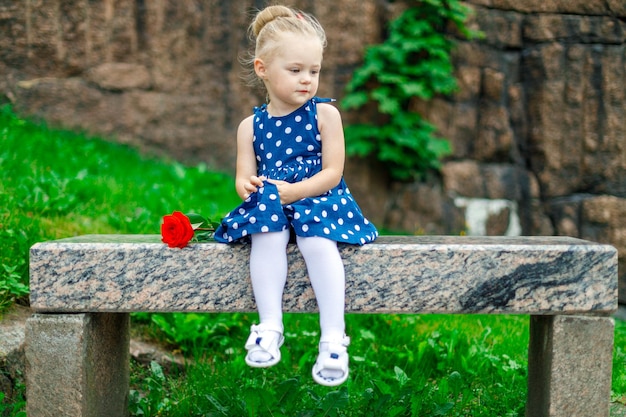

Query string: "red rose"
[[161, 211, 195, 249]]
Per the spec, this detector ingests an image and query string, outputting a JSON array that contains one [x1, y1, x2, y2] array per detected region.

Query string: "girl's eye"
[[290, 68, 300, 73]]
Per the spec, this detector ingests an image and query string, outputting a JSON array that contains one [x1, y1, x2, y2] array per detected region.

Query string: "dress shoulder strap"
[[312, 97, 336, 104], [253, 103, 268, 114]]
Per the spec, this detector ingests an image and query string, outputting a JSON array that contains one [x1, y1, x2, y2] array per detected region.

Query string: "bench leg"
[[25, 313, 130, 417], [526, 315, 614, 417]]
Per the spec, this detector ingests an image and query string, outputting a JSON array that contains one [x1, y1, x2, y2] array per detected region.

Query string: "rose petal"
[[161, 211, 194, 249]]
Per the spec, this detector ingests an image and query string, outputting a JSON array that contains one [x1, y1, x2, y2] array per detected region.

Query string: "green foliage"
[[0, 377, 26, 417], [0, 265, 29, 312], [613, 318, 626, 407], [129, 361, 173, 416], [128, 314, 531, 416], [186, 213, 221, 242], [128, 314, 626, 416], [342, 0, 481, 180], [132, 312, 248, 355]]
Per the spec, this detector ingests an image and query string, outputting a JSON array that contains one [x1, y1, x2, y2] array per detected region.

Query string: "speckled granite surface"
[[29, 235, 618, 314]]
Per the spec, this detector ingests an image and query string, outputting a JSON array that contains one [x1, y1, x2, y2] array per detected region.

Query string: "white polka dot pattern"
[[215, 97, 378, 245]]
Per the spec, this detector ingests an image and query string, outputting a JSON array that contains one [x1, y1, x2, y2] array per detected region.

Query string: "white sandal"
[[244, 323, 284, 368], [312, 335, 350, 386]]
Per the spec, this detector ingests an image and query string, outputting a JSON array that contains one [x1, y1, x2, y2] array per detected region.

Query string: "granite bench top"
[[29, 235, 618, 315]]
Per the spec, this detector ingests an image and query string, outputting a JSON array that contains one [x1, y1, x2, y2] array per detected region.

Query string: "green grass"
[[129, 313, 530, 417], [1, 105, 625, 416]]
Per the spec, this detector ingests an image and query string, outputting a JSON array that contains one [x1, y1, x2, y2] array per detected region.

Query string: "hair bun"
[[251, 5, 296, 38]]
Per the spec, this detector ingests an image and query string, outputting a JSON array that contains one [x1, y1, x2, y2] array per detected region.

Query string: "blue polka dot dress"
[[215, 97, 378, 245]]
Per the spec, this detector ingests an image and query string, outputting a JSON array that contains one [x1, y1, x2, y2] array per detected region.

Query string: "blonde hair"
[[242, 5, 327, 88]]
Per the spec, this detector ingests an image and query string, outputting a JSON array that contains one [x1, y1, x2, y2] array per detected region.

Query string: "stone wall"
[[1, 0, 625, 300], [395, 0, 626, 299]]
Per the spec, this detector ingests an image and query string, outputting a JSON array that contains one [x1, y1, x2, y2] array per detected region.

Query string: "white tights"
[[249, 230, 346, 343]]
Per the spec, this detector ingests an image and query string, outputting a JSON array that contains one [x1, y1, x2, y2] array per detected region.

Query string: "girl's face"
[[255, 34, 323, 115]]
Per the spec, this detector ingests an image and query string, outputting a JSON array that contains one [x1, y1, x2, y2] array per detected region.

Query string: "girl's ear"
[[254, 58, 266, 79]]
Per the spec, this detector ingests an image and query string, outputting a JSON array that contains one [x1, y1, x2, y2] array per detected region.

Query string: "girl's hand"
[[243, 175, 266, 199], [267, 179, 299, 205]]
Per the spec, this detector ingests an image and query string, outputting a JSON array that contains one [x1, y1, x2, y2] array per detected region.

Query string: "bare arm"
[[268, 103, 345, 204], [234, 115, 264, 200]]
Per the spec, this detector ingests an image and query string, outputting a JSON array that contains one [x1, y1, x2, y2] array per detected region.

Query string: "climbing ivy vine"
[[341, 0, 481, 180]]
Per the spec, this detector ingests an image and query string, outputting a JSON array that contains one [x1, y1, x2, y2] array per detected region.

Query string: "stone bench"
[[25, 235, 617, 417]]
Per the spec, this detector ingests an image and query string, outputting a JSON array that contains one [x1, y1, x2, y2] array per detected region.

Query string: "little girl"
[[215, 5, 378, 386]]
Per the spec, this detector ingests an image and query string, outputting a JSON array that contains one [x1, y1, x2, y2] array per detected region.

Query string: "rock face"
[[1, 0, 624, 299]]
